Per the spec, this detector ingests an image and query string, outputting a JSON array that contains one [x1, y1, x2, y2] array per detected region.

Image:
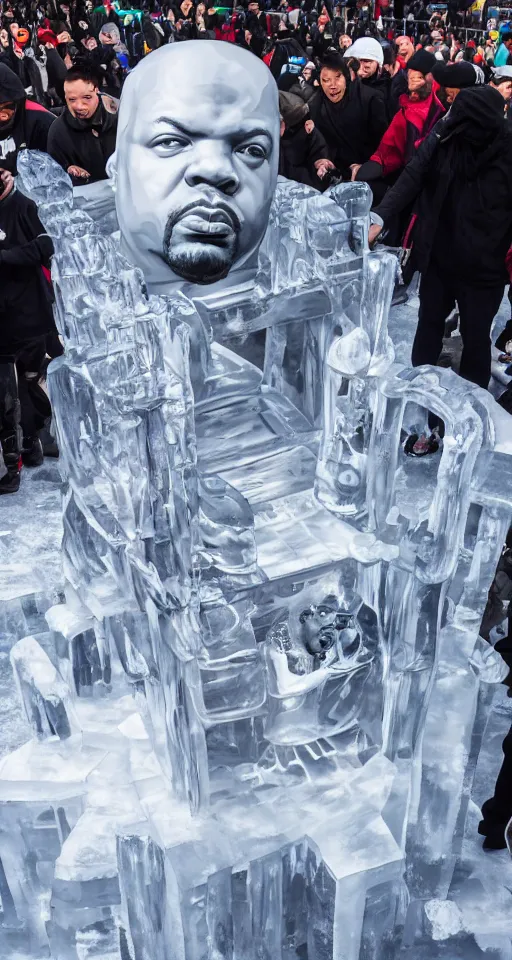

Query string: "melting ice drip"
[[0, 151, 510, 960]]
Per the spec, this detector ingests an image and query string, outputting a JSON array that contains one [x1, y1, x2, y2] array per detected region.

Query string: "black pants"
[[413, 263, 505, 389], [0, 359, 21, 461], [495, 289, 512, 352], [481, 723, 512, 835], [0, 337, 54, 449]]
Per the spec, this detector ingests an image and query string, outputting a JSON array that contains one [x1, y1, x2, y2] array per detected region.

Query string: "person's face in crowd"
[[0, 100, 16, 128], [64, 78, 100, 119], [0, 29, 9, 48], [167, 9, 175, 21], [408, 68, 432, 100], [0, 167, 14, 202], [9, 22, 19, 38], [302, 65, 313, 81], [339, 34, 352, 50], [101, 30, 117, 45], [82, 36, 98, 50], [444, 85, 461, 104], [320, 66, 347, 102], [505, 38, 512, 52], [113, 44, 279, 290], [492, 79, 512, 101], [358, 57, 379, 79], [397, 36, 414, 61], [248, 1, 260, 12]]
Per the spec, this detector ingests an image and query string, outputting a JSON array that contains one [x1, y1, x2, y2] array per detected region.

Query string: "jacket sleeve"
[[367, 94, 389, 156], [306, 127, 330, 166], [45, 46, 68, 84], [0, 198, 54, 267], [47, 121, 75, 174], [0, 234, 53, 267], [375, 130, 440, 225], [369, 109, 407, 178]]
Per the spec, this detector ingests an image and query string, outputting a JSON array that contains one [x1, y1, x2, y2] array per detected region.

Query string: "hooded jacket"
[[375, 87, 512, 287], [47, 93, 118, 183], [0, 63, 55, 173]]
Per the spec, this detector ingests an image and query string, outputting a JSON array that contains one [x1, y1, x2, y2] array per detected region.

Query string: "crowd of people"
[[0, 0, 512, 846]]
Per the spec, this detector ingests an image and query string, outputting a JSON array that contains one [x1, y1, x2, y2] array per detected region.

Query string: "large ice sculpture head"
[[111, 41, 280, 297]]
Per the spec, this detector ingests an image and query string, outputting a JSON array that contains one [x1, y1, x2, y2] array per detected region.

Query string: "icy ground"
[[0, 290, 511, 959]]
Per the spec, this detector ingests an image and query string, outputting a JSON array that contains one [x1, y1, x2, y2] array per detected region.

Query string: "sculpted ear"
[[106, 151, 117, 189]]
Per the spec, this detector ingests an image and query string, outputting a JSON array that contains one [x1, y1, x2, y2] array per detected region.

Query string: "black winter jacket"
[[47, 94, 118, 184], [309, 80, 389, 179], [375, 118, 512, 287], [0, 188, 55, 351], [279, 124, 329, 187]]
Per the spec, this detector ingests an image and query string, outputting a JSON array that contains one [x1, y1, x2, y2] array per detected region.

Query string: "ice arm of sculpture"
[[267, 647, 333, 698]]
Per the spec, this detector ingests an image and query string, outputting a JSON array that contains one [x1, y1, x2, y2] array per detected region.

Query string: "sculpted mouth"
[[169, 202, 241, 245]]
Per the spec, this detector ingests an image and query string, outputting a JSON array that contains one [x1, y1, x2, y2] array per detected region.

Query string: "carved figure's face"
[[112, 42, 279, 292]]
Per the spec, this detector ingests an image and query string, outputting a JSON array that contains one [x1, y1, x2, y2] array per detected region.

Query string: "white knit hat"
[[343, 37, 384, 67], [493, 65, 512, 79]]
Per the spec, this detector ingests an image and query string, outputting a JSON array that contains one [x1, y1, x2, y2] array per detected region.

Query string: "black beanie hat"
[[0, 62, 25, 104], [407, 49, 436, 76], [432, 60, 482, 89]]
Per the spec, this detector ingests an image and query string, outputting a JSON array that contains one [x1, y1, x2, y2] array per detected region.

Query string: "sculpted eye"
[[237, 143, 268, 162], [151, 136, 190, 153]]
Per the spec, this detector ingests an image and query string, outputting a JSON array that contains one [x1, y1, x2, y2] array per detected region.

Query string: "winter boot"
[[0, 360, 22, 494], [37, 421, 59, 458], [21, 436, 44, 468], [0, 434, 21, 495]]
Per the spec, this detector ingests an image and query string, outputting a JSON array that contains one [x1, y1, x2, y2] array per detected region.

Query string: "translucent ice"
[[2, 148, 511, 960]]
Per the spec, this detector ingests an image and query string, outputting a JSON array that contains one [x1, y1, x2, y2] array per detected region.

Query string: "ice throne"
[[0, 147, 510, 960]]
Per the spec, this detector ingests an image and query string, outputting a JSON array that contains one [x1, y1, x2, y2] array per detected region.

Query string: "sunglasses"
[[0, 102, 16, 112]]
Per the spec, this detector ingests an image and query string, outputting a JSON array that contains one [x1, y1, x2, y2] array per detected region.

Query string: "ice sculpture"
[[0, 40, 511, 960]]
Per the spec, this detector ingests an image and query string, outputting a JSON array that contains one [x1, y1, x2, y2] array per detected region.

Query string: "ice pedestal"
[[1, 150, 510, 960]]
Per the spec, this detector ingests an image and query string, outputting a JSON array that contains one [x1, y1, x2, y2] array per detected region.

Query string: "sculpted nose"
[[184, 142, 240, 197]]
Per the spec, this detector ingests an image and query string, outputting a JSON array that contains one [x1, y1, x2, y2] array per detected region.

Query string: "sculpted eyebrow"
[[154, 117, 190, 132], [153, 118, 272, 144]]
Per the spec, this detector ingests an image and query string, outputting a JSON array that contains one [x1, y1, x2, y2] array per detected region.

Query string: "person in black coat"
[[47, 62, 118, 184], [0, 167, 60, 493], [308, 53, 389, 181], [278, 90, 333, 188], [370, 86, 512, 392], [0, 62, 55, 172]]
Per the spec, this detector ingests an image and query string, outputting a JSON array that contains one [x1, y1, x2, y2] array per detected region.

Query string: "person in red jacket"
[[350, 50, 444, 191]]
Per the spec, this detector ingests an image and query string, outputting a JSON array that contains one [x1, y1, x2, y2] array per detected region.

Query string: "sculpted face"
[[112, 42, 280, 295]]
